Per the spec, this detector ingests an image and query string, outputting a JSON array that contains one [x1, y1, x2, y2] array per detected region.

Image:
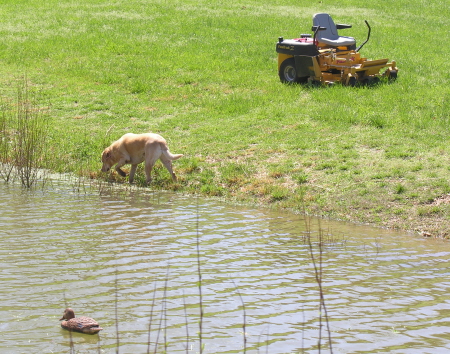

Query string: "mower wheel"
[[362, 77, 371, 86], [388, 70, 398, 81], [279, 58, 302, 83], [347, 76, 357, 87]]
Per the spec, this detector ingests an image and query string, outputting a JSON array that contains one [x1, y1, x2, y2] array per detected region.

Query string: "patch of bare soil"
[[428, 194, 450, 206]]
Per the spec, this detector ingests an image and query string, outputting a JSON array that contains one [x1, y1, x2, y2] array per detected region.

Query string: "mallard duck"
[[59, 308, 103, 335]]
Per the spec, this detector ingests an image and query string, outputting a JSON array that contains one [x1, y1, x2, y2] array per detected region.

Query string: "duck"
[[59, 308, 103, 335]]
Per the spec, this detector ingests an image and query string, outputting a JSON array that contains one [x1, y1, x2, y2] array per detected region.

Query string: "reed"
[[305, 218, 334, 353], [0, 106, 14, 182], [163, 267, 170, 353], [62, 292, 75, 354], [13, 78, 49, 187], [195, 201, 204, 354], [232, 279, 247, 353], [58, 183, 335, 353], [1, 0, 448, 237], [153, 265, 170, 353], [0, 77, 49, 187], [153, 292, 164, 352], [182, 290, 190, 354], [146, 281, 158, 354], [114, 268, 120, 354]]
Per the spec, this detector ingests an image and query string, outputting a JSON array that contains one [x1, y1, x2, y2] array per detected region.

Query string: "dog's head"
[[101, 148, 114, 172]]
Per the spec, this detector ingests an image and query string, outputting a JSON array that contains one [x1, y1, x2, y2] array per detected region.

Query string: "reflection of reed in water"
[[62, 214, 334, 354]]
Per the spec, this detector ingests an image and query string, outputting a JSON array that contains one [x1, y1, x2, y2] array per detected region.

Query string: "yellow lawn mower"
[[276, 13, 398, 85]]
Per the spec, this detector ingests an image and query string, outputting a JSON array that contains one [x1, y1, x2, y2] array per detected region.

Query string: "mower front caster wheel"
[[347, 76, 357, 87], [388, 70, 398, 81]]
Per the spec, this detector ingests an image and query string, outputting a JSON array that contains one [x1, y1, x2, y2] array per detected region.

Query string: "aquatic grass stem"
[[0, 0, 448, 237], [0, 106, 14, 182], [164, 265, 169, 353], [115, 267, 120, 354], [146, 281, 158, 354], [62, 291, 75, 354], [196, 199, 204, 353], [231, 279, 247, 353], [182, 290, 190, 354], [11, 77, 49, 188], [302, 303, 305, 354], [305, 218, 333, 353], [256, 324, 270, 354], [153, 265, 169, 354]]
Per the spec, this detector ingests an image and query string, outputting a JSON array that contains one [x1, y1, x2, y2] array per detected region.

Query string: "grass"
[[0, 0, 449, 236]]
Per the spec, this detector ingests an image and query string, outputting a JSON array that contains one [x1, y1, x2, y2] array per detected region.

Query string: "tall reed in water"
[[196, 203, 204, 354], [182, 290, 190, 354], [232, 279, 247, 353], [0, 106, 14, 182], [114, 268, 120, 353], [305, 218, 334, 353], [13, 78, 49, 187], [61, 186, 334, 353], [146, 281, 158, 354], [0, 77, 49, 187], [62, 292, 75, 354]]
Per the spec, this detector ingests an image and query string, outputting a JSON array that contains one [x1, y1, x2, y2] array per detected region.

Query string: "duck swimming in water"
[[59, 308, 103, 334]]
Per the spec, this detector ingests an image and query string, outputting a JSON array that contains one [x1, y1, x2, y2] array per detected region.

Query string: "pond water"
[[1, 180, 450, 354]]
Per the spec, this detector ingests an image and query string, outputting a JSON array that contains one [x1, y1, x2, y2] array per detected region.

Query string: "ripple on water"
[[0, 181, 450, 353]]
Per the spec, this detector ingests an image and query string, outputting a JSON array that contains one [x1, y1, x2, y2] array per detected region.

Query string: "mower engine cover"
[[276, 38, 319, 57]]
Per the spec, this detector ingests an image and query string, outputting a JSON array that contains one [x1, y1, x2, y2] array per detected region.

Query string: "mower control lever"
[[311, 26, 327, 32], [312, 26, 326, 47], [356, 20, 371, 52]]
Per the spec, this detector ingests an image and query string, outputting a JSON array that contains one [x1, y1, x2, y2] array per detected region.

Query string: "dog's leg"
[[129, 164, 138, 183], [144, 154, 163, 184], [115, 165, 127, 177], [114, 156, 130, 178], [144, 162, 155, 184], [143, 143, 164, 184], [160, 156, 177, 182]]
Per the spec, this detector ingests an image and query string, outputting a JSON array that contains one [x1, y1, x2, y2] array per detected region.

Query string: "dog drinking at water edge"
[[101, 133, 183, 184]]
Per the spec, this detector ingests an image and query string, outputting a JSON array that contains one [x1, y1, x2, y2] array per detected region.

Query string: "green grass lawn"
[[1, 0, 449, 237]]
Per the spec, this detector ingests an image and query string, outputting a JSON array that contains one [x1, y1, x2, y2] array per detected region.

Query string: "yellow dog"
[[101, 133, 183, 184]]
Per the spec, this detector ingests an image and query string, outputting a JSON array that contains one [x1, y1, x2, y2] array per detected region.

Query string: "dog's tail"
[[161, 146, 183, 161]]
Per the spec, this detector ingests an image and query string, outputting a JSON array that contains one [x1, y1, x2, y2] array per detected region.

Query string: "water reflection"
[[0, 181, 449, 353]]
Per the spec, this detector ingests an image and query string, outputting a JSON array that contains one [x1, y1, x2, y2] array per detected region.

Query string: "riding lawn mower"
[[276, 13, 398, 85]]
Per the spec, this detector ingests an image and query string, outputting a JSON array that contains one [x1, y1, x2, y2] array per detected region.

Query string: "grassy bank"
[[0, 0, 449, 237]]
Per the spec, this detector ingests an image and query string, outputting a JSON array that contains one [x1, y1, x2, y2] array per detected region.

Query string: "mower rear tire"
[[279, 58, 305, 84]]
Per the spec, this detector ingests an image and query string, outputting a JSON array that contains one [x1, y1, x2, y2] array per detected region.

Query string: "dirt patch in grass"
[[428, 194, 450, 206]]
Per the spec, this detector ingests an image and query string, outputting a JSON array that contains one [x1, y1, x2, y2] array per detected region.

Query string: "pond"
[[1, 180, 449, 353]]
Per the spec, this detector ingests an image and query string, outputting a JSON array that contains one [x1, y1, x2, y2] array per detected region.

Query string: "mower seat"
[[312, 13, 356, 48]]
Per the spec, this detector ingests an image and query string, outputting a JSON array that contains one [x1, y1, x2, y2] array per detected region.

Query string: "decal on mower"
[[278, 45, 295, 51], [336, 57, 356, 64]]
